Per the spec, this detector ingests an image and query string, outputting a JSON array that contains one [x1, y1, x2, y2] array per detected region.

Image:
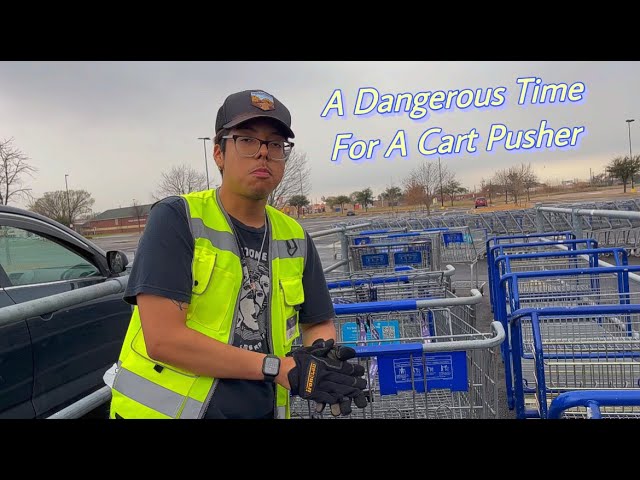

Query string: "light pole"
[[438, 156, 444, 207], [197, 137, 211, 190], [64, 174, 72, 227], [626, 119, 635, 189]]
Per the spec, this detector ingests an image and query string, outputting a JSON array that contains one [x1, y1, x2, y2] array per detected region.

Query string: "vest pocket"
[[112, 330, 200, 419], [192, 247, 216, 295], [189, 246, 235, 334], [279, 276, 305, 347]]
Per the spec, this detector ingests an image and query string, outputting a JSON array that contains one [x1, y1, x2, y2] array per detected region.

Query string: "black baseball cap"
[[215, 89, 295, 139]]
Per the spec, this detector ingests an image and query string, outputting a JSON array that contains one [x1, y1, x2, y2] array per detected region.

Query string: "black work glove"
[[287, 339, 367, 417], [289, 338, 335, 358], [324, 345, 369, 416], [288, 339, 351, 415]]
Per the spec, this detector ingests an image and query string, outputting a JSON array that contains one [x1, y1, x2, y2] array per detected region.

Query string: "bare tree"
[[403, 160, 441, 214], [28, 189, 95, 225], [519, 162, 538, 202], [153, 164, 208, 200], [507, 166, 524, 205], [480, 177, 499, 205], [493, 169, 511, 204], [131, 199, 144, 233], [436, 160, 454, 206], [0, 137, 37, 205], [268, 150, 311, 207]]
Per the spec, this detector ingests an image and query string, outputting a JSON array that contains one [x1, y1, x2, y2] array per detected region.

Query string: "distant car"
[[475, 197, 488, 208], [346, 211, 356, 216], [0, 205, 131, 419]]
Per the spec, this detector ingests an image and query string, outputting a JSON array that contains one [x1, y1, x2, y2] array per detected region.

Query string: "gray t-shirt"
[[123, 196, 335, 419]]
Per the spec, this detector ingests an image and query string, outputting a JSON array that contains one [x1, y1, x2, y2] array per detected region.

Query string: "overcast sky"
[[1, 61, 638, 213]]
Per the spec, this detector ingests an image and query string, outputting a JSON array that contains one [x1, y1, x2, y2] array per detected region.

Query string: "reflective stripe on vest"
[[110, 189, 307, 419], [113, 365, 204, 418], [190, 216, 305, 261]]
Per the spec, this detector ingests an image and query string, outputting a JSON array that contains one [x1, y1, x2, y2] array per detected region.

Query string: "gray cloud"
[[0, 61, 638, 212]]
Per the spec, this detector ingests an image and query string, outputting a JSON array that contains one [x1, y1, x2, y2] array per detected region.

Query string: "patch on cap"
[[251, 91, 275, 111]]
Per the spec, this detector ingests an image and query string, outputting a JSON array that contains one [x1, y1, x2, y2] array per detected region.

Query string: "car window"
[[0, 226, 101, 286]]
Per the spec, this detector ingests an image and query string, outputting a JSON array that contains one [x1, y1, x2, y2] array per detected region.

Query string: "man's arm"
[[297, 233, 338, 346], [300, 319, 336, 346], [138, 294, 275, 382]]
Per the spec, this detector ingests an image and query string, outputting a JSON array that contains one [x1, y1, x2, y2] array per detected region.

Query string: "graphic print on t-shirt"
[[235, 247, 270, 352]]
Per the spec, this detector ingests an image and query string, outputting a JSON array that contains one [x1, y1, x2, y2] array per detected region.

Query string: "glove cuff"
[[287, 366, 300, 396]]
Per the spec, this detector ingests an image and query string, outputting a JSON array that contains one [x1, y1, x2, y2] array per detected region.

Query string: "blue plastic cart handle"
[[333, 298, 426, 315], [353, 342, 424, 358]]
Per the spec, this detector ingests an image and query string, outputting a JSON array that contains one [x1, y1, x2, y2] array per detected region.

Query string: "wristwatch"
[[262, 355, 281, 383]]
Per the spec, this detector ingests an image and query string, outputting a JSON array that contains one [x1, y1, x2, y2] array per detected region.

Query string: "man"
[[109, 89, 367, 419]]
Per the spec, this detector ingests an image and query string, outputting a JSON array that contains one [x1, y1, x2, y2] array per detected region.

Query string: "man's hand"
[[323, 344, 369, 416], [277, 339, 334, 389], [287, 339, 368, 416]]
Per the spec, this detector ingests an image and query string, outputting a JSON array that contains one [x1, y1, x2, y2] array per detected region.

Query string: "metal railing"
[[0, 275, 130, 329], [534, 203, 640, 252], [311, 222, 372, 274]]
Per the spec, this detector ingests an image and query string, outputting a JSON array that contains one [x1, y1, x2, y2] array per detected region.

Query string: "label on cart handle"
[[361, 253, 390, 268], [442, 232, 465, 245], [377, 351, 468, 395], [341, 320, 400, 347], [394, 251, 422, 265]]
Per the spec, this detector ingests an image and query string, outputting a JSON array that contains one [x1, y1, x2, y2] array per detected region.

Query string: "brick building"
[[79, 203, 153, 236]]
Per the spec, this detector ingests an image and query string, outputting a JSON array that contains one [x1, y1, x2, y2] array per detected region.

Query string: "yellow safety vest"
[[109, 188, 307, 419]]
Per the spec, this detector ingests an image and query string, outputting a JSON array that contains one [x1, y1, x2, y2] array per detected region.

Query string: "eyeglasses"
[[222, 135, 294, 161]]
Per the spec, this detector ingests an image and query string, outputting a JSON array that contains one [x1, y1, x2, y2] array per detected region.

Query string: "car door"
[[0, 259, 35, 418], [0, 222, 131, 418]]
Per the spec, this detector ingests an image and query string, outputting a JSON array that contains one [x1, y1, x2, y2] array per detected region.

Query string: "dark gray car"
[[0, 205, 130, 419]]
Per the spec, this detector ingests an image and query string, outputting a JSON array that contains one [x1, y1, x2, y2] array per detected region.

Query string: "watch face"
[[264, 356, 280, 376]]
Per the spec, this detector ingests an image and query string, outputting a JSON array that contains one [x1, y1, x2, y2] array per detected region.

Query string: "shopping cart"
[[547, 390, 640, 419], [394, 228, 479, 264], [325, 265, 456, 304], [348, 231, 435, 246], [289, 292, 506, 419], [349, 238, 440, 273], [468, 228, 489, 260], [497, 266, 640, 411], [485, 232, 576, 256], [509, 305, 640, 419], [350, 227, 478, 263], [437, 228, 479, 264], [489, 247, 628, 314], [487, 238, 599, 313]]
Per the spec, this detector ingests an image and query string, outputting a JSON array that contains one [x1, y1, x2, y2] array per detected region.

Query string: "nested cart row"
[[486, 231, 640, 419]]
